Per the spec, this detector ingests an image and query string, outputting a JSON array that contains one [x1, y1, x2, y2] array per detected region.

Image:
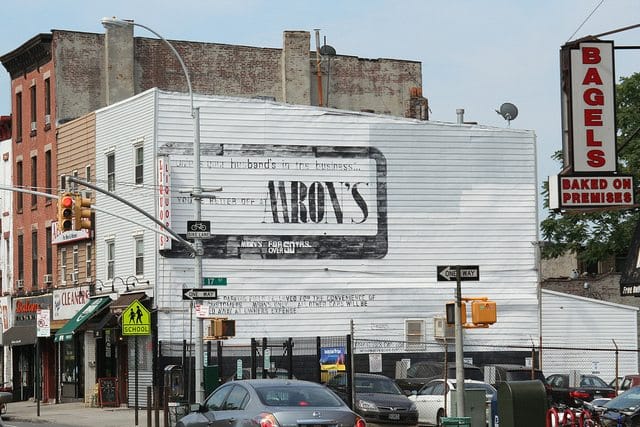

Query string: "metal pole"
[[455, 265, 465, 417], [193, 107, 204, 402], [135, 336, 139, 426]]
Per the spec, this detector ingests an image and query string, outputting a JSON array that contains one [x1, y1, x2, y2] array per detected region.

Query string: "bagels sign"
[[570, 41, 616, 173]]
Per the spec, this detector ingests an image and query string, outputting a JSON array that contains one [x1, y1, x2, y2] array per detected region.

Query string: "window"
[[60, 248, 67, 284], [134, 237, 144, 276], [72, 245, 79, 280], [17, 235, 24, 281], [85, 243, 92, 278], [45, 151, 52, 198], [46, 227, 52, 275], [44, 78, 51, 126], [16, 160, 23, 212], [106, 240, 115, 280], [405, 319, 425, 346], [31, 156, 37, 207], [107, 153, 115, 191], [15, 92, 22, 141], [32, 231, 38, 289], [134, 145, 144, 185], [30, 84, 37, 130]]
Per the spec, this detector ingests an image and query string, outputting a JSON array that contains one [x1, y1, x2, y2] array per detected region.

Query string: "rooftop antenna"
[[496, 102, 518, 127]]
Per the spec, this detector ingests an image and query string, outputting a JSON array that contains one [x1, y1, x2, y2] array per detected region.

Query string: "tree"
[[540, 72, 640, 265]]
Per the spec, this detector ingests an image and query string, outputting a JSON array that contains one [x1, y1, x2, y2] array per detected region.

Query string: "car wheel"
[[436, 409, 444, 427]]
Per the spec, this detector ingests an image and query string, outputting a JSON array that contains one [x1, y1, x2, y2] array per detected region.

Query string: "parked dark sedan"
[[547, 373, 615, 407], [176, 379, 365, 427], [326, 373, 418, 425], [600, 386, 640, 426]]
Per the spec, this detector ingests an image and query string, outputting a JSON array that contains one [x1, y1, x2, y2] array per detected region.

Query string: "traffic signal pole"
[[64, 176, 196, 254], [455, 265, 465, 418]]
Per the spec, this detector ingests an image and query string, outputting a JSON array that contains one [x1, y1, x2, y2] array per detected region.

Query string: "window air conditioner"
[[433, 316, 454, 340], [43, 274, 53, 284], [44, 115, 51, 125], [30, 122, 37, 132], [15, 279, 24, 289], [70, 272, 78, 283]]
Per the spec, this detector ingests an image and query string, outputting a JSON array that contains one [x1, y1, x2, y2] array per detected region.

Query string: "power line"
[[567, 0, 606, 42]]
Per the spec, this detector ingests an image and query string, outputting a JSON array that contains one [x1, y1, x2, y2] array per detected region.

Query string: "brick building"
[[0, 26, 424, 403]]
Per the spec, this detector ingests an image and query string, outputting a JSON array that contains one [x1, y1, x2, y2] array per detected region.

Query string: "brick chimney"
[[281, 31, 311, 105], [104, 21, 135, 105]]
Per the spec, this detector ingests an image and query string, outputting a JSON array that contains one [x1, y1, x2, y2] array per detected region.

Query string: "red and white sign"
[[570, 41, 616, 173], [157, 156, 172, 250], [549, 175, 635, 210]]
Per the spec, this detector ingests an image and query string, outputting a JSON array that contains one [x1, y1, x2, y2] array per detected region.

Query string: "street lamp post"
[[101, 17, 206, 402]]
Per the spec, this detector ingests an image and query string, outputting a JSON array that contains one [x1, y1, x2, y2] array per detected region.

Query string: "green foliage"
[[541, 73, 640, 264]]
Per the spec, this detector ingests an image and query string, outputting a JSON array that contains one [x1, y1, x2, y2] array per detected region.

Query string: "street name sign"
[[182, 288, 218, 301], [186, 220, 211, 239], [203, 277, 227, 286], [122, 300, 151, 336], [437, 265, 480, 281]]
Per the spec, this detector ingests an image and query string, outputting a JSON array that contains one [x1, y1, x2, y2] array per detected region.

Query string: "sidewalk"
[[3, 399, 172, 427]]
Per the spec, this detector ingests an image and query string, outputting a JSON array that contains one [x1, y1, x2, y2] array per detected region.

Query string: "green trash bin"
[[441, 417, 471, 426]]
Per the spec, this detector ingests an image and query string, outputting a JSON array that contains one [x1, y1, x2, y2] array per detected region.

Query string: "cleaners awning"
[[54, 296, 111, 343]]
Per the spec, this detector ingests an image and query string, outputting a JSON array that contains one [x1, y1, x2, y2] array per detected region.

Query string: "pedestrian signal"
[[209, 318, 236, 338], [74, 194, 93, 230], [471, 300, 497, 325], [445, 302, 466, 325], [57, 193, 74, 231]]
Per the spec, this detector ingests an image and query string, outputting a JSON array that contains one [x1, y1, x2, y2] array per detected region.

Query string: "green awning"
[[54, 296, 111, 343]]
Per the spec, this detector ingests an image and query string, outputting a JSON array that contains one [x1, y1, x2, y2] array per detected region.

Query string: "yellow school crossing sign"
[[122, 300, 151, 336]]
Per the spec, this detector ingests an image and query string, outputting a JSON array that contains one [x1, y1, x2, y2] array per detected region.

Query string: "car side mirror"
[[190, 403, 205, 413]]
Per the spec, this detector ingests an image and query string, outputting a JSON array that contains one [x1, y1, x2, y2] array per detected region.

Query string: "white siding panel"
[[96, 89, 539, 353], [542, 290, 638, 381]]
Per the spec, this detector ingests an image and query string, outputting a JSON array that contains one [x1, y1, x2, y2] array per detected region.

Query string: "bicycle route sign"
[[186, 220, 211, 239], [122, 300, 151, 336]]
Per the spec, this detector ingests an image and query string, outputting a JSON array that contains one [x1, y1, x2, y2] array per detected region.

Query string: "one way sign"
[[182, 288, 218, 300], [437, 265, 480, 281]]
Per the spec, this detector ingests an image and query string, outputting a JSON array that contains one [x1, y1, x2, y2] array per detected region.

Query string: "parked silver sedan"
[[176, 379, 366, 427]]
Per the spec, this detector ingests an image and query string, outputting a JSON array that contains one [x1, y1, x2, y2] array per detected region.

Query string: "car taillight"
[[255, 413, 280, 427], [355, 415, 367, 427], [569, 390, 590, 400], [605, 390, 616, 398]]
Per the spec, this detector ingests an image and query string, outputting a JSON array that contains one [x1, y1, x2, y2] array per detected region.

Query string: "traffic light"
[[74, 194, 93, 230], [210, 318, 236, 338], [445, 301, 466, 325], [471, 300, 497, 325], [57, 193, 74, 232]]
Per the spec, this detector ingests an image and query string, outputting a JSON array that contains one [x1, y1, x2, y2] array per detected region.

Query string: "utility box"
[[497, 380, 547, 427], [450, 388, 486, 427], [204, 365, 219, 396]]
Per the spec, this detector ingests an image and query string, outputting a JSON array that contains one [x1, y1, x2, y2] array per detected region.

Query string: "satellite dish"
[[320, 44, 336, 56], [496, 102, 518, 124]]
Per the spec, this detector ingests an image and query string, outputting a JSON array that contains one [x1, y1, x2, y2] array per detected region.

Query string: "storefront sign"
[[14, 295, 52, 327], [157, 155, 172, 250], [569, 41, 616, 173], [549, 175, 635, 210], [52, 286, 91, 320]]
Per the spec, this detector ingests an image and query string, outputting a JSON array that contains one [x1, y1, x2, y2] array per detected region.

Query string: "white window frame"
[[134, 235, 144, 276], [106, 151, 115, 192], [106, 239, 115, 280], [133, 138, 144, 185], [60, 248, 67, 284], [405, 319, 426, 351], [85, 243, 92, 278]]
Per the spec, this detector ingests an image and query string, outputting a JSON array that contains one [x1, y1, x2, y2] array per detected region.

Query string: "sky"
[[1, 0, 639, 224]]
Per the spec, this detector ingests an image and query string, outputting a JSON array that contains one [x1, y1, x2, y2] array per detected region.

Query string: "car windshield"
[[446, 367, 484, 381], [605, 388, 640, 412], [355, 377, 403, 395], [581, 376, 608, 387], [255, 385, 345, 407]]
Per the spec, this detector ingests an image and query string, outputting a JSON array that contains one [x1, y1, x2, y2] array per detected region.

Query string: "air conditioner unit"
[[15, 279, 24, 289], [43, 274, 53, 284], [70, 272, 78, 283], [433, 316, 454, 340], [44, 114, 51, 125], [30, 122, 37, 132]]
